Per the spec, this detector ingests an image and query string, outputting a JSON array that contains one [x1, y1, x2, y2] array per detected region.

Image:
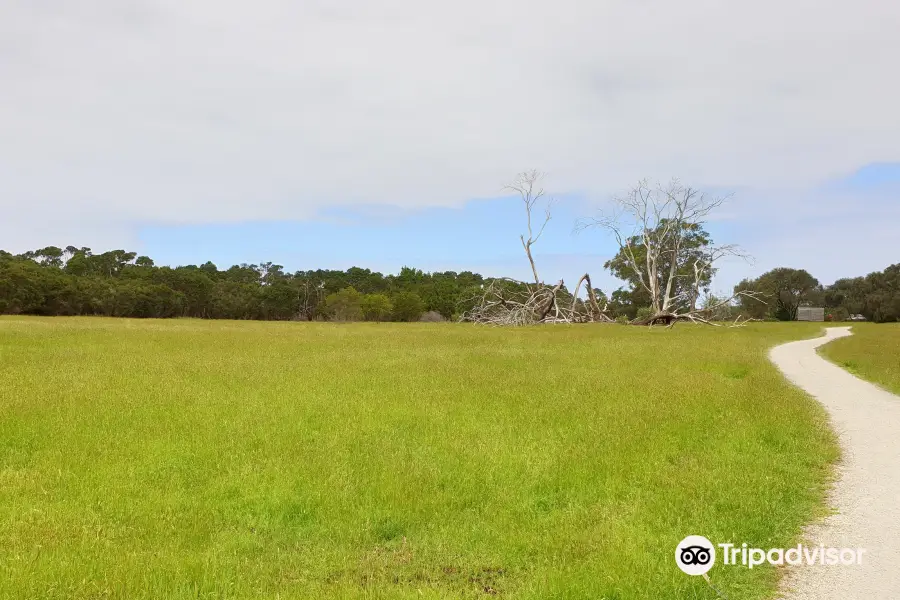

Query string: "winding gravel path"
[[770, 326, 900, 598]]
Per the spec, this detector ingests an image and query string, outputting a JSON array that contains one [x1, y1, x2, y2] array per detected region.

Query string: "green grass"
[[0, 317, 837, 599], [820, 323, 900, 394]]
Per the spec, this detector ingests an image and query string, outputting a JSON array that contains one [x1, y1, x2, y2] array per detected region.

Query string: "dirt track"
[[770, 326, 900, 598]]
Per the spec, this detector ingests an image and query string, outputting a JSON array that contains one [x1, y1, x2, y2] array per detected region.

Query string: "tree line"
[[733, 265, 900, 323], [0, 246, 492, 321], [1, 245, 897, 323]]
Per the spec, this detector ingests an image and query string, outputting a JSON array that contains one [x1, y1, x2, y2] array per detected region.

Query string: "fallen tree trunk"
[[632, 312, 680, 326], [537, 280, 564, 321], [570, 273, 614, 323]]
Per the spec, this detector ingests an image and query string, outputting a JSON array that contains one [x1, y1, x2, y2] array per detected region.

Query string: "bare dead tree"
[[579, 178, 759, 326], [505, 169, 554, 285], [297, 279, 325, 321], [463, 170, 612, 325]]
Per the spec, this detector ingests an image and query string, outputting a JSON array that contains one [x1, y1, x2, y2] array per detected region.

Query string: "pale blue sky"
[[138, 163, 899, 296]]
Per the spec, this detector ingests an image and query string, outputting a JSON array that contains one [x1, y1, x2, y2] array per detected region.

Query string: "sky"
[[2, 0, 898, 295]]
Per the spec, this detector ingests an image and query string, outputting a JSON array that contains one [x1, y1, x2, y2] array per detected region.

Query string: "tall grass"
[[820, 323, 900, 394], [0, 318, 836, 599]]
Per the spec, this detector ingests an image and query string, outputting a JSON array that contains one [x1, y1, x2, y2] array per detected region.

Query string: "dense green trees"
[[734, 268, 821, 321], [734, 265, 899, 323], [823, 264, 900, 323], [0, 247, 476, 322]]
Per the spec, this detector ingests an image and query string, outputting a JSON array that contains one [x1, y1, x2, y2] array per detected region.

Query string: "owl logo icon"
[[676, 536, 716, 575]]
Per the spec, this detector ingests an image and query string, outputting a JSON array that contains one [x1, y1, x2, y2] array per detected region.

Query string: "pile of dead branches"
[[462, 171, 615, 326], [462, 274, 613, 326], [465, 170, 764, 328]]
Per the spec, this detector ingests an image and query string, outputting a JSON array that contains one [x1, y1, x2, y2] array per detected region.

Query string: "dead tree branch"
[[580, 178, 755, 327], [464, 170, 613, 325], [462, 277, 613, 325], [505, 169, 555, 286], [570, 273, 614, 323]]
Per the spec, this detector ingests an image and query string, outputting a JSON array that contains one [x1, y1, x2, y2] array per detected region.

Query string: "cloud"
[[1, 0, 899, 252], [711, 174, 900, 290]]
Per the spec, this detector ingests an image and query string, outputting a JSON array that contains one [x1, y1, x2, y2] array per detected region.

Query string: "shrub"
[[391, 291, 425, 322], [635, 306, 654, 321], [324, 287, 362, 321], [360, 293, 393, 321]]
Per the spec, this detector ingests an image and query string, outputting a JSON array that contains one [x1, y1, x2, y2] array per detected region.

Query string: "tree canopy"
[[603, 220, 714, 314]]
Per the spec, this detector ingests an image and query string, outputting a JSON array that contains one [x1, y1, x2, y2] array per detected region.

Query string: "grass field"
[[820, 323, 900, 394], [0, 317, 837, 599]]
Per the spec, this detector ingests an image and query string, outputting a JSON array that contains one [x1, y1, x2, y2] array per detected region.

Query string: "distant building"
[[797, 306, 825, 322]]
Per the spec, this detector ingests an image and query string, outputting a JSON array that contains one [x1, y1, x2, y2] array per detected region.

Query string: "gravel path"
[[770, 326, 900, 598]]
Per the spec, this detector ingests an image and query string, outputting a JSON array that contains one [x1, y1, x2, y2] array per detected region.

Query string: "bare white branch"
[[580, 178, 749, 327], [505, 169, 553, 286]]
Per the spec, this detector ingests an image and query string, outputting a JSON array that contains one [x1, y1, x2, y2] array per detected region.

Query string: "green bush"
[[324, 287, 363, 321], [635, 307, 654, 321], [391, 291, 425, 322], [360, 293, 393, 321]]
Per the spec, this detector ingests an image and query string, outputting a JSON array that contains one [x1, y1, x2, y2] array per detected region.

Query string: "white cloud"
[[1, 0, 899, 251]]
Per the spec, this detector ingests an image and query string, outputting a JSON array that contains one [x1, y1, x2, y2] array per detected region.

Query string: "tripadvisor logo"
[[676, 535, 716, 575], [675, 535, 866, 575]]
